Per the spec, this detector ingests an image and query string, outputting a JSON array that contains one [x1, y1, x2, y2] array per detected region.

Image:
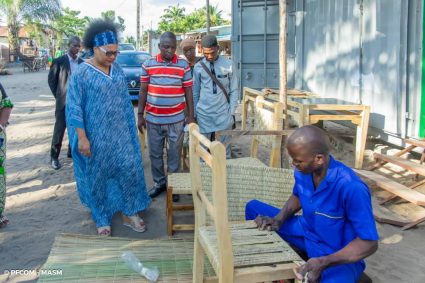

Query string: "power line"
[[114, 0, 129, 11]]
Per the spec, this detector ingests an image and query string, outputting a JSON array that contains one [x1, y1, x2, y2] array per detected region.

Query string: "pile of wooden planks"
[[355, 139, 425, 230]]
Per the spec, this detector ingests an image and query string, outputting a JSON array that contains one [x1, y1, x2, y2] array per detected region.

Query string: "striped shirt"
[[140, 54, 192, 124]]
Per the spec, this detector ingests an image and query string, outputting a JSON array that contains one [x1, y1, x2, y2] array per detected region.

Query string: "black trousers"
[[50, 108, 69, 160]]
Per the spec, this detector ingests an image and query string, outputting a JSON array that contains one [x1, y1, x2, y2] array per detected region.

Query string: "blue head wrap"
[[93, 30, 118, 47]]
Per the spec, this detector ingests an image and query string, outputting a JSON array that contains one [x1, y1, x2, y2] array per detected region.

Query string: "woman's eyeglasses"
[[98, 46, 120, 58]]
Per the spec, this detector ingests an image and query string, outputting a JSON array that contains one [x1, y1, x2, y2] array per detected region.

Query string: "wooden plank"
[[173, 204, 194, 211], [234, 263, 298, 282], [375, 216, 409, 227], [405, 139, 425, 149], [309, 115, 361, 123], [402, 216, 425, 230], [355, 169, 425, 206], [189, 123, 207, 282], [380, 179, 425, 204], [197, 191, 215, 220], [172, 224, 195, 231], [244, 87, 264, 97], [195, 144, 213, 167], [369, 145, 417, 170], [373, 153, 425, 176], [308, 104, 367, 111], [192, 130, 212, 148], [216, 130, 293, 137], [354, 105, 370, 169], [166, 186, 173, 236]]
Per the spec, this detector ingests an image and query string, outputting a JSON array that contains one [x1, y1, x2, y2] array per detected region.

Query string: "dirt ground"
[[0, 64, 424, 283]]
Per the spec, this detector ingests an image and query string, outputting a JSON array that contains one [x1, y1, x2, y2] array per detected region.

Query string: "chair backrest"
[[189, 123, 235, 278], [201, 164, 294, 222], [251, 96, 284, 167]]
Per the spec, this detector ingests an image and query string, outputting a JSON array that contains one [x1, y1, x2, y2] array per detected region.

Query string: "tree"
[[190, 4, 230, 30], [157, 4, 230, 34], [101, 10, 126, 32], [125, 36, 136, 45], [157, 4, 188, 34], [0, 0, 61, 57], [52, 8, 89, 39]]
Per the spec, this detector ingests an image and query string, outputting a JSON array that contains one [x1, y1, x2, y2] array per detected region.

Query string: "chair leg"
[[193, 236, 205, 283], [166, 186, 173, 236]]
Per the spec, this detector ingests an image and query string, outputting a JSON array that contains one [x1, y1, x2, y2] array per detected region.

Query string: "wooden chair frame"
[[241, 87, 371, 169], [166, 97, 287, 236], [189, 123, 298, 283], [167, 128, 292, 236]]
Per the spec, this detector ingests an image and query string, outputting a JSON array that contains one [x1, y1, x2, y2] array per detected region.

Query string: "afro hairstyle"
[[83, 18, 119, 50]]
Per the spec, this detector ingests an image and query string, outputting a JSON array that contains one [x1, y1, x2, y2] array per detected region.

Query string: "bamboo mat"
[[38, 233, 215, 282]]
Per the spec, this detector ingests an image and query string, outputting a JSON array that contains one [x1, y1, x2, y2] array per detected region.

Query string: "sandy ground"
[[0, 65, 424, 282]]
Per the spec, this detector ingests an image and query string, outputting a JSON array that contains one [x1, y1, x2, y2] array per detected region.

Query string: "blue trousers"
[[147, 121, 184, 186], [245, 200, 364, 283]]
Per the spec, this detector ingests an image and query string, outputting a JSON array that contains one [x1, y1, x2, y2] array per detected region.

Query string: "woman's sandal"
[[0, 215, 9, 228], [124, 215, 146, 233], [97, 226, 111, 236]]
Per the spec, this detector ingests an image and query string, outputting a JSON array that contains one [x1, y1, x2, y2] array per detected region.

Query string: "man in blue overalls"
[[245, 125, 379, 283]]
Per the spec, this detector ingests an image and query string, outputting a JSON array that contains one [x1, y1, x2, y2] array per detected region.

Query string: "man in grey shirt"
[[193, 35, 239, 157]]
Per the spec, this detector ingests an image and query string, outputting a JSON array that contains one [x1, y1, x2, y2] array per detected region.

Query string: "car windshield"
[[116, 53, 151, 67]]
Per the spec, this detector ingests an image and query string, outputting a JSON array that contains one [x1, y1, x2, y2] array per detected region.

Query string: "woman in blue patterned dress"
[[66, 19, 151, 236]]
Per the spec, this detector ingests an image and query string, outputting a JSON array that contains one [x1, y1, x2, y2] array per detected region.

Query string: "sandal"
[[124, 215, 147, 233], [97, 226, 111, 236], [0, 215, 9, 228]]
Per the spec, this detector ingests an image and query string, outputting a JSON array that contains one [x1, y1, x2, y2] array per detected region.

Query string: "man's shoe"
[[148, 184, 167, 198], [172, 194, 180, 202], [51, 159, 61, 170]]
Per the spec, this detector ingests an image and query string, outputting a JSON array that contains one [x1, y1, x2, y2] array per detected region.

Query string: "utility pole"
[[206, 0, 210, 34], [141, 25, 144, 51], [279, 0, 287, 128], [137, 0, 141, 50]]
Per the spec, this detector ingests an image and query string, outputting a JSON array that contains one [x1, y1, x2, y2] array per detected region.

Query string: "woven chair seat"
[[199, 221, 301, 272], [169, 173, 192, 194]]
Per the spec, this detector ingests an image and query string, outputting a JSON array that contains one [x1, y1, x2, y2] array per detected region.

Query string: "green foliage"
[[101, 10, 126, 32], [52, 8, 89, 38], [125, 36, 136, 45], [157, 4, 230, 34]]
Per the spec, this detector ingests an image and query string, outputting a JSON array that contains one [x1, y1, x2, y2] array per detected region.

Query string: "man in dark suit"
[[48, 36, 83, 169]]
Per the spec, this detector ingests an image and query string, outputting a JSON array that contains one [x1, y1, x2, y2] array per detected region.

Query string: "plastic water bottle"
[[121, 251, 159, 282]]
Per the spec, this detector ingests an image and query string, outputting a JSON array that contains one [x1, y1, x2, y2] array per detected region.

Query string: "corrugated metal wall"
[[232, 0, 423, 139]]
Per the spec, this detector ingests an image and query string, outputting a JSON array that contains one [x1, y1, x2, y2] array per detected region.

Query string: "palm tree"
[[163, 4, 186, 21], [190, 4, 230, 30], [0, 0, 61, 58]]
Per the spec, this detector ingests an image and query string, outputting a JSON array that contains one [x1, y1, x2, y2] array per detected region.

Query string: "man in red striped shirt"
[[138, 32, 195, 198]]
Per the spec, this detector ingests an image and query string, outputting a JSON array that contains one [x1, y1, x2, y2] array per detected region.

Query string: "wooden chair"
[[166, 96, 287, 236], [189, 123, 301, 283], [239, 95, 285, 168]]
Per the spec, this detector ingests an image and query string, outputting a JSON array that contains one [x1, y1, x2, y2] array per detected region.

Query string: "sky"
[[61, 0, 232, 38]]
